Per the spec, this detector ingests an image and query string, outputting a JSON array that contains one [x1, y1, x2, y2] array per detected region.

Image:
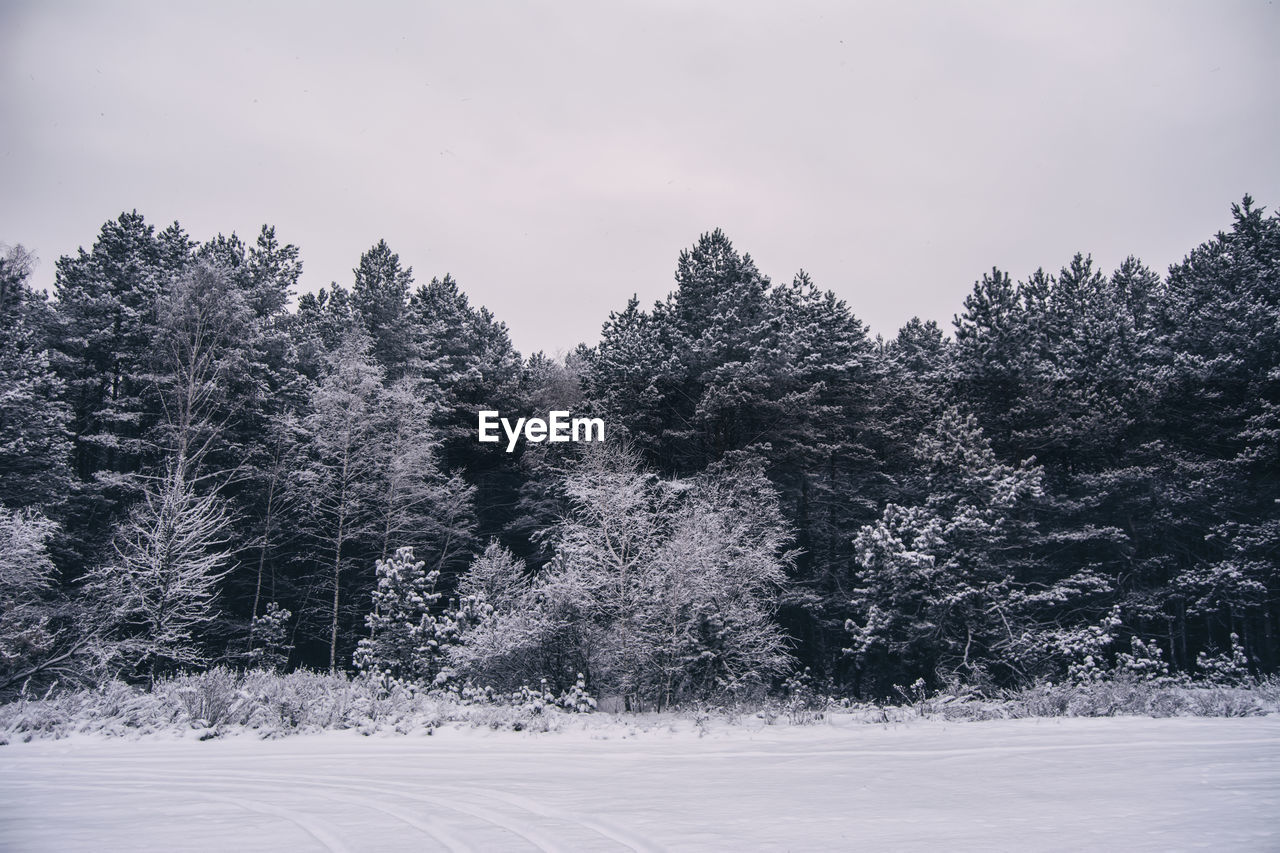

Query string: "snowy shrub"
[[1195, 634, 1253, 685], [780, 668, 828, 725], [557, 673, 597, 713], [4, 668, 1277, 743], [511, 679, 556, 717], [1183, 686, 1267, 718], [157, 666, 246, 728], [1115, 637, 1170, 682], [892, 678, 933, 716], [247, 603, 293, 671]]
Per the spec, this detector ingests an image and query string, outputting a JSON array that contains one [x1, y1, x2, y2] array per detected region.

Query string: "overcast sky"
[[3, 1, 1278, 355]]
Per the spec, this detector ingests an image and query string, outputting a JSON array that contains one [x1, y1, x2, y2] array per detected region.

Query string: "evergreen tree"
[[408, 274, 525, 544], [351, 240, 416, 378], [0, 245, 73, 512], [352, 547, 446, 688], [247, 601, 293, 671], [846, 410, 1055, 693], [50, 214, 192, 567], [582, 236, 889, 681], [1159, 197, 1280, 668]]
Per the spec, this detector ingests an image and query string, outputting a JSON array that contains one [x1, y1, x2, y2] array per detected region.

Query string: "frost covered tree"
[[458, 540, 529, 605], [845, 409, 1057, 692], [0, 507, 60, 640], [247, 602, 293, 671], [0, 507, 102, 697], [88, 462, 232, 682], [149, 260, 256, 477], [448, 540, 597, 694], [296, 333, 386, 671], [636, 458, 793, 704], [352, 546, 480, 689], [372, 378, 476, 571], [451, 444, 793, 706]]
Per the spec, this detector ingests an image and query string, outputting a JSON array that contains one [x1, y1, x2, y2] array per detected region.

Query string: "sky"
[[2, 0, 1278, 356]]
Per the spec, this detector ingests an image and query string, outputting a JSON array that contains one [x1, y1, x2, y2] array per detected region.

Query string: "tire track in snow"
[[450, 785, 664, 853], [309, 788, 474, 853], [140, 774, 481, 853], [200, 791, 353, 853], [265, 774, 567, 853], [12, 774, 468, 852], [42, 767, 573, 852], [6, 780, 352, 853]]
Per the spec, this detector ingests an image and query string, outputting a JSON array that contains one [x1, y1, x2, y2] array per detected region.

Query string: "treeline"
[[0, 198, 1276, 704]]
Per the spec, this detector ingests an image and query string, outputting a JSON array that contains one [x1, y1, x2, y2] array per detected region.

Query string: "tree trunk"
[[251, 473, 279, 625], [330, 510, 345, 673]]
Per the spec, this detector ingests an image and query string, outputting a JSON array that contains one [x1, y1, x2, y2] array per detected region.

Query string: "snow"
[[2, 715, 1278, 851]]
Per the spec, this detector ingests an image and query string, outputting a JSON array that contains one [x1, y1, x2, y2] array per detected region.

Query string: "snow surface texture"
[[2, 716, 1278, 851]]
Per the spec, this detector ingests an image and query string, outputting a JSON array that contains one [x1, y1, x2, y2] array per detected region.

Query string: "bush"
[[0, 667, 603, 741], [1, 669, 1275, 742]]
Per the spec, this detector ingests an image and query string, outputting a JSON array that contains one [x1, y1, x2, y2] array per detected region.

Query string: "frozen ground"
[[2, 715, 1277, 851]]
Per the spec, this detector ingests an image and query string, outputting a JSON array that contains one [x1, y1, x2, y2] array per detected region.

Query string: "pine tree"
[[582, 237, 889, 681], [846, 409, 1053, 693], [0, 245, 74, 512], [247, 601, 293, 671], [408, 274, 525, 543], [52, 213, 188, 485], [351, 240, 416, 378], [352, 547, 445, 688], [50, 214, 192, 568], [1159, 197, 1280, 668]]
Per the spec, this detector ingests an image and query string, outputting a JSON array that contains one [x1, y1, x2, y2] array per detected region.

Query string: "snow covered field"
[[2, 715, 1278, 851]]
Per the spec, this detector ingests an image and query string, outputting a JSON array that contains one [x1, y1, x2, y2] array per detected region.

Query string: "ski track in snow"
[[2, 716, 1279, 851]]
